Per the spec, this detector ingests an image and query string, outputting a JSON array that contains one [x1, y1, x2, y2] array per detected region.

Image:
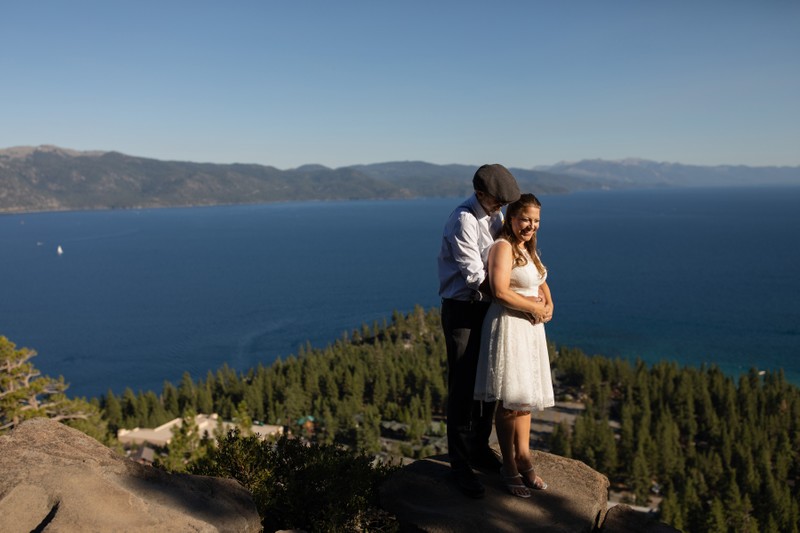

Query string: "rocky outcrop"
[[380, 449, 678, 532], [0, 418, 261, 533]]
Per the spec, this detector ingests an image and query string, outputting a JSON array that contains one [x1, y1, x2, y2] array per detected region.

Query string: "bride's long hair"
[[500, 193, 546, 276]]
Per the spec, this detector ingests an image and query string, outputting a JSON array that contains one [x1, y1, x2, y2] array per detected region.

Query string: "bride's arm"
[[488, 240, 547, 318], [539, 281, 554, 323]]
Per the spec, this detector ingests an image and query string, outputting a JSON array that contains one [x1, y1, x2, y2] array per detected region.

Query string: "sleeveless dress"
[[474, 242, 555, 412]]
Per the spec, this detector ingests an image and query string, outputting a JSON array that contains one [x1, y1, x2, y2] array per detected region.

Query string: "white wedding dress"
[[474, 244, 555, 412]]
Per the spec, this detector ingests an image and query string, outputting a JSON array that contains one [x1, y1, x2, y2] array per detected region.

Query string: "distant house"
[[250, 422, 285, 439], [296, 415, 316, 435], [129, 445, 156, 465], [117, 413, 283, 448]]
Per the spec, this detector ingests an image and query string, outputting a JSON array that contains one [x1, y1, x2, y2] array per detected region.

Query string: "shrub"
[[189, 429, 399, 531]]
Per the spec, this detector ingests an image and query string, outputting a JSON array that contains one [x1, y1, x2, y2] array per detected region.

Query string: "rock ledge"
[[380, 449, 678, 532], [0, 418, 261, 533]]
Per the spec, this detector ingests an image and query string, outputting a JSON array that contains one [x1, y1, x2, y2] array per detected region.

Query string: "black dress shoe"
[[451, 468, 485, 499], [469, 447, 503, 470]]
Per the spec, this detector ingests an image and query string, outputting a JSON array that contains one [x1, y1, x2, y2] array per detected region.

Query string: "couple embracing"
[[437, 164, 555, 499]]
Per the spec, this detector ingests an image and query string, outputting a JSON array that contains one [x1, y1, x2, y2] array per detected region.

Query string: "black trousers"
[[441, 298, 497, 471]]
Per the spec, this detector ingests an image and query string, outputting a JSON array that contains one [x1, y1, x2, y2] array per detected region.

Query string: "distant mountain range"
[[536, 158, 800, 188], [1, 145, 798, 213]]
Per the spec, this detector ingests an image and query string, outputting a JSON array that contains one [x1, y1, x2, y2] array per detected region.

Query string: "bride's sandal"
[[518, 465, 548, 490], [500, 468, 532, 498]]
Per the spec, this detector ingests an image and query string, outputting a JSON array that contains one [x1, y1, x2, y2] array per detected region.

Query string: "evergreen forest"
[[3, 307, 799, 532]]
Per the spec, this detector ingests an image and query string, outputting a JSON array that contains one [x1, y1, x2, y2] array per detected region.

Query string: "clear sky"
[[2, 1, 798, 170]]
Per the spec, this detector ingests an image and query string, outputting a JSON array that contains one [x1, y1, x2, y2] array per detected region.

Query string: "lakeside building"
[[118, 413, 283, 447]]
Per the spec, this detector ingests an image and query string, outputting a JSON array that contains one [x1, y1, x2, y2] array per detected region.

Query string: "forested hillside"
[[95, 307, 800, 532], [0, 146, 578, 213], [4, 145, 797, 213], [551, 348, 799, 532], [4, 307, 797, 531]]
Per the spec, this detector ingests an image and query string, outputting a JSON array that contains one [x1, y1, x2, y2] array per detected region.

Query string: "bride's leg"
[[515, 410, 547, 489], [495, 404, 518, 475], [496, 404, 531, 497], [513, 410, 532, 463]]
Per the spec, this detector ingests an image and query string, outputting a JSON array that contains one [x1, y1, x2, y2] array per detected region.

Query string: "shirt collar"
[[468, 193, 490, 219]]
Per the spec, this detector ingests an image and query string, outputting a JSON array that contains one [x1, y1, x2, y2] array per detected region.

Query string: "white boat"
[[57, 245, 63, 255]]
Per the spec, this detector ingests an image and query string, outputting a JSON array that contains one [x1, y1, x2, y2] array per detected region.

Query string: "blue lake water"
[[1, 186, 798, 398]]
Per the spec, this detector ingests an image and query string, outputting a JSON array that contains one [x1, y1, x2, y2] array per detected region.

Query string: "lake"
[[1, 185, 798, 398]]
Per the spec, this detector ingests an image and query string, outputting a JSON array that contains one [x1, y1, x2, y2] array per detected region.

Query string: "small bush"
[[189, 429, 398, 531]]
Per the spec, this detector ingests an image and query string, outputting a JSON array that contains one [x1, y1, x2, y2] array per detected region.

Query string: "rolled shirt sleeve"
[[450, 211, 488, 292], [438, 195, 502, 302]]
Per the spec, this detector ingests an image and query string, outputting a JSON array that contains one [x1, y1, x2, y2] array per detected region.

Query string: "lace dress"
[[474, 243, 555, 412]]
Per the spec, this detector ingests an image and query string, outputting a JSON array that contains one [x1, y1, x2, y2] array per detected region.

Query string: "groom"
[[437, 163, 521, 498]]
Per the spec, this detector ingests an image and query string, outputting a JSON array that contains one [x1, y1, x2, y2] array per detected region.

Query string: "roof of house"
[[118, 413, 283, 447]]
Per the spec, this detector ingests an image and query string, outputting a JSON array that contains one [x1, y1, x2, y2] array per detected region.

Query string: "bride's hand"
[[524, 295, 548, 324], [542, 303, 554, 323]]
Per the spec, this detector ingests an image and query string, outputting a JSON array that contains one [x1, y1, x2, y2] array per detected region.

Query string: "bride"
[[474, 193, 555, 498]]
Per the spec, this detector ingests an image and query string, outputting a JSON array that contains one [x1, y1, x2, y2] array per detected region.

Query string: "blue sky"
[[2, 1, 798, 169]]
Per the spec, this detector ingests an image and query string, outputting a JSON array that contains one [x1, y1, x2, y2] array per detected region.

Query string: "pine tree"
[[161, 409, 201, 472], [680, 477, 705, 533], [103, 389, 123, 432], [548, 421, 571, 457], [243, 383, 264, 422], [592, 416, 617, 476], [618, 399, 636, 474], [161, 381, 180, 417], [706, 497, 728, 533], [723, 469, 746, 531], [655, 410, 684, 489], [658, 489, 683, 531], [631, 439, 651, 504], [235, 400, 253, 435], [177, 371, 197, 412], [356, 405, 381, 454], [0, 336, 94, 432], [196, 382, 214, 414], [120, 387, 138, 427], [143, 390, 170, 426], [570, 412, 592, 467], [674, 372, 698, 444], [320, 404, 337, 444]]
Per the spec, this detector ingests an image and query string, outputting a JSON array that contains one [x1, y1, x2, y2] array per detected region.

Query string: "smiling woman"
[[474, 193, 555, 497]]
